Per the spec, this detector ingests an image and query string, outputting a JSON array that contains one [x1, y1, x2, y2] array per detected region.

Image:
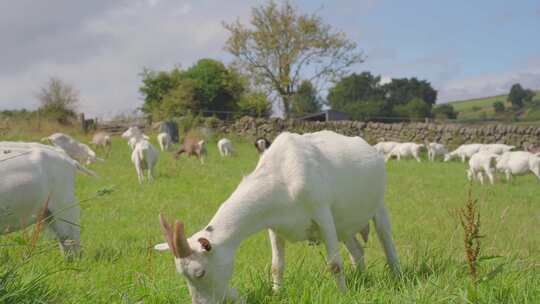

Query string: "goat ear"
[[198, 237, 212, 251]]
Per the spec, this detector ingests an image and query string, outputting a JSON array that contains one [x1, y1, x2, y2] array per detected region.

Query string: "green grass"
[[1, 135, 539, 303], [448, 91, 540, 120]]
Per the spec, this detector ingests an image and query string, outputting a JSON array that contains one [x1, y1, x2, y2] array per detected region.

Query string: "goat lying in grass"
[[156, 130, 400, 304]]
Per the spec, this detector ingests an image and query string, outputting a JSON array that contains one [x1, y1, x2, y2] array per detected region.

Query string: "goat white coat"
[[217, 138, 234, 157], [373, 141, 399, 156], [122, 126, 150, 150], [444, 144, 484, 162], [131, 140, 159, 184], [156, 131, 400, 304], [496, 151, 540, 182], [0, 143, 95, 255], [385, 143, 424, 162], [157, 132, 171, 151], [427, 143, 447, 161], [467, 152, 499, 185], [43, 133, 101, 165], [479, 144, 515, 155]]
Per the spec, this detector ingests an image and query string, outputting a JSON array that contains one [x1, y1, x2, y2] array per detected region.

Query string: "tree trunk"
[[281, 94, 291, 119]]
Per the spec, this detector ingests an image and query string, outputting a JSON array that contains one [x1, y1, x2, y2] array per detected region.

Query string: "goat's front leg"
[[268, 229, 285, 292], [315, 209, 346, 292]]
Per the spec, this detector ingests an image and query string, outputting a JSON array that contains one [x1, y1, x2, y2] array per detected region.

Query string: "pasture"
[[1, 133, 539, 303]]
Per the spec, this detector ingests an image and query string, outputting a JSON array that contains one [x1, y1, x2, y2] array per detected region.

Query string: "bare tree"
[[223, 1, 363, 118], [37, 77, 79, 112]]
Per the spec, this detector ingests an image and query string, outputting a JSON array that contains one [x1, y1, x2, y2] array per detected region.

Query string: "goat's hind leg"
[[344, 235, 365, 272], [373, 204, 400, 275]]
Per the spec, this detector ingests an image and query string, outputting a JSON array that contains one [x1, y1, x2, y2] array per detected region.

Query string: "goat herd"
[[376, 141, 540, 185], [0, 128, 538, 304]]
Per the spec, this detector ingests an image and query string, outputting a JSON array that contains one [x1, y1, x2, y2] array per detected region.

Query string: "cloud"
[[438, 60, 540, 102], [0, 0, 252, 118]]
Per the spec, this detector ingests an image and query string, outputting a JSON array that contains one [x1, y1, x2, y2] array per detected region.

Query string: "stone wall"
[[217, 116, 540, 149]]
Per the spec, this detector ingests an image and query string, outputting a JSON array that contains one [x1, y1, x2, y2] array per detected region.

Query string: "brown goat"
[[175, 137, 207, 163]]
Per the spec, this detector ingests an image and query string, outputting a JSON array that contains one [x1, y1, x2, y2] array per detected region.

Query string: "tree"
[[432, 104, 457, 119], [382, 77, 437, 107], [290, 80, 322, 117], [327, 72, 390, 118], [508, 83, 534, 109], [37, 77, 79, 123], [158, 79, 198, 119], [139, 68, 183, 117], [492, 101, 505, 113], [237, 92, 272, 118], [394, 98, 432, 121], [184, 59, 245, 112], [139, 59, 247, 120], [223, 0, 363, 118]]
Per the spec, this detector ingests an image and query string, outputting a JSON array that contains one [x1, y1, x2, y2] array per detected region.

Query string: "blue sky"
[[1, 0, 539, 117]]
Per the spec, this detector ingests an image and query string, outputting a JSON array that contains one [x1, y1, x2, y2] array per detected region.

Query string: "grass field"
[[1, 133, 539, 303], [447, 91, 540, 120]]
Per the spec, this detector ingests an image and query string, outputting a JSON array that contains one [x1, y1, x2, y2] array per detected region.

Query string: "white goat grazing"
[[385, 143, 424, 162], [444, 144, 484, 162], [373, 141, 400, 156], [157, 132, 171, 151], [467, 152, 500, 185], [479, 144, 515, 155], [91, 131, 112, 155], [131, 140, 159, 184], [122, 126, 150, 150], [43, 133, 101, 165], [0, 143, 95, 255], [156, 131, 400, 304], [427, 143, 448, 161], [496, 151, 540, 182], [217, 138, 234, 157]]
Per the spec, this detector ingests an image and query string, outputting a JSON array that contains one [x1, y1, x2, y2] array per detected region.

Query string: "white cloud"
[[0, 0, 253, 118], [438, 60, 540, 102]]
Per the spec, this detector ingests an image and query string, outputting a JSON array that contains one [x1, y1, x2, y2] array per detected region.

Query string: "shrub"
[[493, 101, 505, 113]]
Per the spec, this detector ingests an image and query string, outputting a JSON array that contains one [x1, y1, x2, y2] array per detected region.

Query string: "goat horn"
[[159, 213, 178, 258], [174, 220, 192, 258]]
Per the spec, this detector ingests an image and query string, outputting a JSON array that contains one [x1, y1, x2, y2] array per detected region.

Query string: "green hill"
[[446, 91, 540, 120]]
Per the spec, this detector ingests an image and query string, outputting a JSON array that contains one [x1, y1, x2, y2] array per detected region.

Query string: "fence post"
[[80, 113, 87, 133]]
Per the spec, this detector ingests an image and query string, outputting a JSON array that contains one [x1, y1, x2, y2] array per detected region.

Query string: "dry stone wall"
[[217, 116, 540, 149]]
